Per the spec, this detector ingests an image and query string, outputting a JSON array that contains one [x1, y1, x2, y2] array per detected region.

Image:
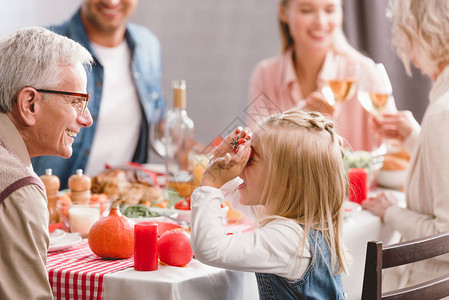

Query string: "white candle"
[[69, 204, 100, 237]]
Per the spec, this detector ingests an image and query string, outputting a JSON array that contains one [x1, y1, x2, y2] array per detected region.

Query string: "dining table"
[[47, 220, 260, 300], [46, 163, 404, 300], [341, 188, 404, 300]]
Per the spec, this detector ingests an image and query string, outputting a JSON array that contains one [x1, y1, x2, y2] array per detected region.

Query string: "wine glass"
[[357, 63, 400, 155], [149, 106, 167, 158], [322, 55, 359, 106]]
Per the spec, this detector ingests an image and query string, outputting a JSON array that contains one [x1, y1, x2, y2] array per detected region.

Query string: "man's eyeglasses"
[[36, 88, 89, 115]]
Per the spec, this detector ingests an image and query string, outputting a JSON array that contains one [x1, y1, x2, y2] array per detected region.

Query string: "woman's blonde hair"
[[255, 108, 347, 274], [278, 0, 361, 58], [389, 0, 449, 77]]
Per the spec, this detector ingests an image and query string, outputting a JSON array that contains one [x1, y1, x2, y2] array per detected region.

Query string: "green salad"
[[120, 204, 160, 218], [343, 150, 374, 171]]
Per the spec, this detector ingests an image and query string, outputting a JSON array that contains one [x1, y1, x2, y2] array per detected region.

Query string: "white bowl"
[[173, 206, 229, 224], [375, 169, 407, 190]]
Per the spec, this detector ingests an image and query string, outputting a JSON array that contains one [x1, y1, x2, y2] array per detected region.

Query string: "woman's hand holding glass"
[[372, 110, 420, 144]]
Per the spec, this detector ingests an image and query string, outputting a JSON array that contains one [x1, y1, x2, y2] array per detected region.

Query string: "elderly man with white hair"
[[0, 27, 93, 299]]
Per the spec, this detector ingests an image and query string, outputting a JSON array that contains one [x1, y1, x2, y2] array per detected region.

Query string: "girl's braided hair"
[[266, 110, 345, 157]]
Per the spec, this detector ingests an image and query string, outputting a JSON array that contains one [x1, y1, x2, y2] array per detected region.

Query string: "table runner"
[[47, 240, 134, 300]]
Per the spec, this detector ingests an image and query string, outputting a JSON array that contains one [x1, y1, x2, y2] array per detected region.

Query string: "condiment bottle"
[[68, 169, 99, 237], [40, 168, 60, 224], [68, 169, 91, 204]]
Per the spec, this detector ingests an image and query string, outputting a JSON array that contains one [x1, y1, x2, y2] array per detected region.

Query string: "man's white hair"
[[0, 26, 93, 112]]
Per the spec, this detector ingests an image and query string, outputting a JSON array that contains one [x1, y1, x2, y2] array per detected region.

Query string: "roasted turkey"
[[91, 166, 163, 205]]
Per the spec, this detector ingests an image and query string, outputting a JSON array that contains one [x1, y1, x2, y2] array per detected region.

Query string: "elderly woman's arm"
[[365, 109, 449, 242]]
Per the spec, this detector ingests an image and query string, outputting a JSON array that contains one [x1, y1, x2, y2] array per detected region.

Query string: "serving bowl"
[[375, 169, 407, 190]]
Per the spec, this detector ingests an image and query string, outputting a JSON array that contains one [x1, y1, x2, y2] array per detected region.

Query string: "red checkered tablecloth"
[[47, 240, 134, 300]]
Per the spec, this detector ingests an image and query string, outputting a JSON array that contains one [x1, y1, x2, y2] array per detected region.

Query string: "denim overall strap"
[[255, 229, 345, 300]]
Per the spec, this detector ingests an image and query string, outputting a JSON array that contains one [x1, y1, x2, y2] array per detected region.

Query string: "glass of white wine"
[[358, 63, 399, 155], [322, 55, 358, 106]]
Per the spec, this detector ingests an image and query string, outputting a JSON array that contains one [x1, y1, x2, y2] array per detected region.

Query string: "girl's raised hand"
[[213, 126, 252, 159], [201, 128, 252, 189]]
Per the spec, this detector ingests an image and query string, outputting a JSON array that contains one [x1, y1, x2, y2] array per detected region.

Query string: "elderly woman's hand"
[[372, 110, 419, 143], [304, 92, 336, 116], [361, 192, 396, 222]]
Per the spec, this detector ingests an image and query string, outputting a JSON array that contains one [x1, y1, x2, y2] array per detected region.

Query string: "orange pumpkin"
[[88, 197, 135, 259]]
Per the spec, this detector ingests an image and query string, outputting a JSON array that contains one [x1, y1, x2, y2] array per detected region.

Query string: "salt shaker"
[[40, 168, 60, 224], [68, 169, 91, 204]]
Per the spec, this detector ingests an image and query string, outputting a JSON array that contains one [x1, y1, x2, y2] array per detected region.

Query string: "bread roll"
[[381, 155, 409, 170], [390, 148, 411, 161]]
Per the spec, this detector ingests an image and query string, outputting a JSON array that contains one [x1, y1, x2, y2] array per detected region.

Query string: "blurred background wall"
[[0, 0, 430, 162]]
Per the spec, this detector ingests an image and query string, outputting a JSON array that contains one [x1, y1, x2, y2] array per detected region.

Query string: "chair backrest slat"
[[383, 274, 449, 300], [382, 231, 449, 269], [361, 230, 449, 300]]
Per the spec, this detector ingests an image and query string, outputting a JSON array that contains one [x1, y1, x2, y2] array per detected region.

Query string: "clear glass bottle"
[[164, 80, 195, 196]]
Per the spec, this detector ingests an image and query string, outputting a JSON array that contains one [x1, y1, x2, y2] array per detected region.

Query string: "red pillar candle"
[[348, 168, 368, 204], [134, 222, 158, 271]]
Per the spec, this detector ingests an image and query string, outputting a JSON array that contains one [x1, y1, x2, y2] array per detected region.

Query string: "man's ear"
[[16, 87, 40, 126]]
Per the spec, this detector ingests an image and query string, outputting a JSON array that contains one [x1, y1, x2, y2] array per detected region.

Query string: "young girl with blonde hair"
[[191, 108, 347, 299]]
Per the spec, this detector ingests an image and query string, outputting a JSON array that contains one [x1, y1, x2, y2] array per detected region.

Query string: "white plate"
[[48, 233, 82, 252], [49, 229, 66, 240], [150, 207, 194, 223], [342, 200, 362, 218]]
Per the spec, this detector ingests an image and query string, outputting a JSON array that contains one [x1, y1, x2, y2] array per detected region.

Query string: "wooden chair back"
[[361, 230, 449, 300]]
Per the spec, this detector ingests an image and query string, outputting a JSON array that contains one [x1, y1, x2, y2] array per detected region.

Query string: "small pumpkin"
[[88, 197, 135, 259]]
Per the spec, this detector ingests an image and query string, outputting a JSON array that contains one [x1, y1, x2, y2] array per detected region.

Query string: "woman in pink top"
[[248, 0, 384, 151]]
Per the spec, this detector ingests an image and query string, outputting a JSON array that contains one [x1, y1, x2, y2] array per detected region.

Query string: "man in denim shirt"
[[32, 0, 166, 188]]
